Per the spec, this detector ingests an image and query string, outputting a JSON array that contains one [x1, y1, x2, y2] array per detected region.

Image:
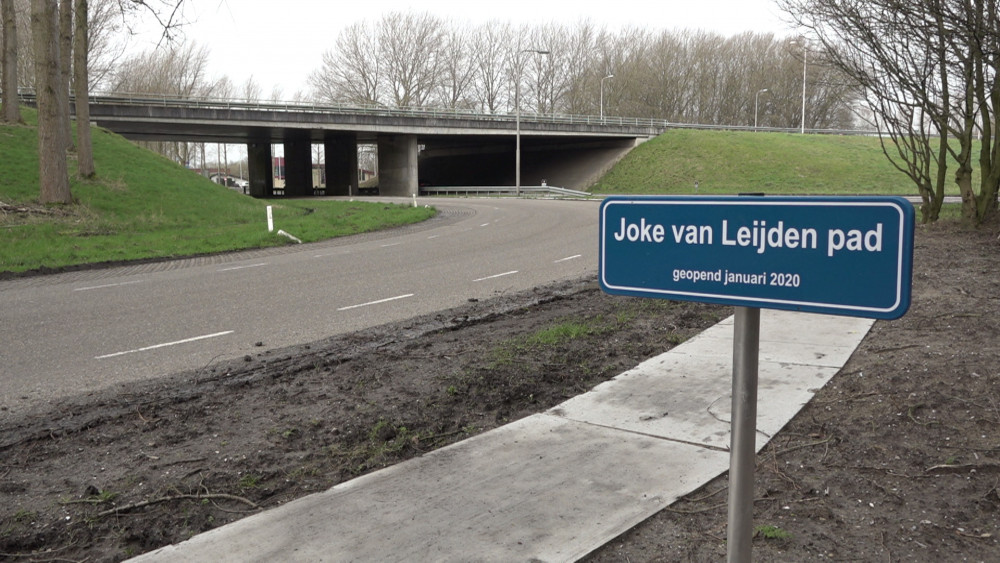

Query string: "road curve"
[[0, 197, 600, 417]]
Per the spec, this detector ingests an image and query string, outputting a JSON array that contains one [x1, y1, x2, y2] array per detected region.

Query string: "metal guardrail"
[[9, 89, 880, 137], [419, 186, 592, 197]]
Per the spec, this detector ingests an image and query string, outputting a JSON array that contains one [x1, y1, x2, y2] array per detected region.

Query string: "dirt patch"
[[2, 222, 999, 562]]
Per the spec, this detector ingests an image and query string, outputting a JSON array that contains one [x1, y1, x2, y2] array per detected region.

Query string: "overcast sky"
[[133, 0, 794, 99]]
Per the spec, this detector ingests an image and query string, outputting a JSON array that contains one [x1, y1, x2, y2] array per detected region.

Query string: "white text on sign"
[[612, 217, 883, 257]]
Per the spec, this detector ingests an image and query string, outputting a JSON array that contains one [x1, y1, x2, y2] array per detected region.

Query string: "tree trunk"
[[31, 0, 71, 204], [73, 0, 93, 177], [956, 162, 977, 223], [1, 0, 20, 123], [58, 0, 72, 150]]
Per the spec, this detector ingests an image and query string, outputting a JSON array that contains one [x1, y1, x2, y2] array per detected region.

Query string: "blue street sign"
[[599, 196, 914, 319]]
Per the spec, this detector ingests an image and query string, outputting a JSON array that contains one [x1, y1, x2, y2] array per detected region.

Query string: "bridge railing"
[[12, 89, 880, 137]]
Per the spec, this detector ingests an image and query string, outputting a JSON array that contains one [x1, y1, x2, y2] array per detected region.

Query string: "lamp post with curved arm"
[[516, 48, 549, 197], [601, 74, 614, 121], [754, 88, 769, 131], [790, 39, 808, 134]]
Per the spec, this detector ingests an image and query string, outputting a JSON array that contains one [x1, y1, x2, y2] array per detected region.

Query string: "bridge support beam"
[[377, 134, 418, 197], [284, 137, 313, 197], [324, 135, 358, 196], [247, 142, 273, 198]]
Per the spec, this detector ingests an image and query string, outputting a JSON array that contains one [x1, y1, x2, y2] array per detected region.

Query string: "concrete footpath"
[[131, 310, 873, 563]]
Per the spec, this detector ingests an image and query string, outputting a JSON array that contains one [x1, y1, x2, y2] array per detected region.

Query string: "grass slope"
[[592, 129, 941, 195], [0, 109, 435, 274]]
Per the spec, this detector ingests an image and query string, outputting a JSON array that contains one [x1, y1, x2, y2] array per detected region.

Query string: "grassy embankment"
[[0, 108, 435, 274], [2, 116, 959, 275], [592, 128, 962, 196]]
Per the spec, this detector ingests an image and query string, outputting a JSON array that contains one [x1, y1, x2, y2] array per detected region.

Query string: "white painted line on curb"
[[95, 331, 235, 360], [218, 263, 268, 272], [474, 271, 518, 282], [74, 280, 144, 292], [555, 255, 582, 263], [337, 294, 415, 311]]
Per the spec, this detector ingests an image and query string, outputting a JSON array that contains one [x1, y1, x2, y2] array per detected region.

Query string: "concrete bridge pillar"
[[377, 134, 418, 197], [284, 137, 313, 197], [247, 142, 274, 198], [324, 135, 358, 196]]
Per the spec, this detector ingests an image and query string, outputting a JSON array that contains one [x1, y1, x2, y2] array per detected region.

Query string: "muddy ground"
[[2, 221, 999, 562]]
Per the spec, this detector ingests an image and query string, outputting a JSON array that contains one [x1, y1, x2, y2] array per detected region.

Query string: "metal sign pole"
[[727, 306, 760, 563]]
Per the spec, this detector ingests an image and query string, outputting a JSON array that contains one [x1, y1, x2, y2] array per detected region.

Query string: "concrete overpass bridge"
[[78, 95, 668, 198]]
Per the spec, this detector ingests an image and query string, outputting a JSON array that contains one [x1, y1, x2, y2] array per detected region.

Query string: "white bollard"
[[266, 205, 274, 232]]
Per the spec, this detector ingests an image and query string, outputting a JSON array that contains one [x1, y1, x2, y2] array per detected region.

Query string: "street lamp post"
[[791, 39, 808, 134], [754, 88, 769, 131], [800, 45, 807, 134], [600, 74, 614, 121], [516, 48, 549, 197]]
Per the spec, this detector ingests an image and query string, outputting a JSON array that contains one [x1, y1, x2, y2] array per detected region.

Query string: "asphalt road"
[[0, 197, 600, 417]]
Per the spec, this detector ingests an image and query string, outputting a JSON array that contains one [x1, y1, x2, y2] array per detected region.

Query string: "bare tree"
[[1, 0, 21, 122], [378, 12, 444, 107], [242, 74, 261, 102], [58, 0, 71, 149], [309, 20, 380, 106], [544, 20, 599, 115], [470, 21, 511, 113], [110, 41, 211, 96], [84, 0, 124, 88], [74, 0, 93, 177], [31, 0, 71, 203], [437, 23, 476, 109], [308, 15, 856, 134], [267, 83, 282, 102], [780, 0, 1000, 224], [109, 40, 215, 163]]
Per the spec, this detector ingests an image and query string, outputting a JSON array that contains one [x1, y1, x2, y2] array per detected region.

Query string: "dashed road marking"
[[473, 271, 518, 282], [314, 250, 351, 258], [96, 331, 234, 360], [337, 294, 415, 311], [218, 263, 268, 272], [74, 280, 144, 292]]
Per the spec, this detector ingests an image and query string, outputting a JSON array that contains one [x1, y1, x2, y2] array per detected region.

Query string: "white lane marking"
[[218, 263, 268, 272], [473, 271, 518, 282], [74, 280, 143, 292], [427, 234, 440, 239], [381, 242, 401, 248], [555, 255, 582, 263], [96, 331, 234, 360], [337, 294, 415, 311], [314, 250, 351, 258], [480, 223, 490, 227]]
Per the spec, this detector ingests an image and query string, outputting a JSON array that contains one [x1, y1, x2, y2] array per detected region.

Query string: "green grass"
[[592, 129, 954, 196], [754, 524, 793, 541], [0, 108, 436, 274], [4, 111, 960, 274], [489, 318, 609, 368]]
